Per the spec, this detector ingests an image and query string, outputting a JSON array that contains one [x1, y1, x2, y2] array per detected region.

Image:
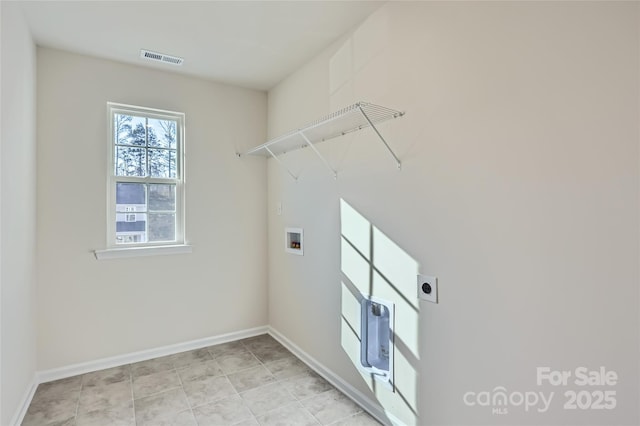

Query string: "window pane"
[[116, 147, 147, 176], [116, 183, 147, 211], [149, 213, 175, 242], [148, 119, 177, 149], [149, 184, 176, 211], [115, 213, 147, 244], [115, 115, 146, 146], [114, 114, 133, 144], [116, 182, 146, 245], [149, 149, 177, 178], [109, 103, 184, 248]]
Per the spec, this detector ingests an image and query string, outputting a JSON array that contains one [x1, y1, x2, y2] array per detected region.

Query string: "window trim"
[[94, 244, 192, 260], [104, 102, 187, 251]]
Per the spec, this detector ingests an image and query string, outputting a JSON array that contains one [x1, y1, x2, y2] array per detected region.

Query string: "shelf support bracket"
[[358, 105, 402, 170], [298, 131, 338, 179], [265, 146, 298, 181]]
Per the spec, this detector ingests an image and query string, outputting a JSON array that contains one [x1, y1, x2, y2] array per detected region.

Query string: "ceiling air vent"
[[140, 49, 184, 66]]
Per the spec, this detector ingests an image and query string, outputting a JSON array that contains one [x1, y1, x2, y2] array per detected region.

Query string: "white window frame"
[[97, 102, 189, 258]]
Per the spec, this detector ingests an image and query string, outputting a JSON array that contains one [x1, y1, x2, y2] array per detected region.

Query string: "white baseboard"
[[9, 376, 37, 426], [13, 325, 404, 426], [268, 326, 403, 426], [37, 325, 267, 384], [11, 325, 268, 425]]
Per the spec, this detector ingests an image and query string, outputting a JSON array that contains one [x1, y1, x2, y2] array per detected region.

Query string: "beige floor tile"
[[207, 340, 248, 358], [32, 376, 82, 402], [240, 382, 296, 417], [256, 401, 319, 426], [22, 415, 76, 426], [130, 355, 175, 378], [75, 401, 134, 426], [300, 389, 362, 425], [217, 350, 261, 374], [22, 406, 75, 426], [22, 395, 78, 426], [192, 394, 254, 425], [251, 345, 291, 364], [235, 417, 259, 426], [133, 369, 181, 399], [149, 409, 198, 426], [281, 371, 333, 400], [177, 359, 224, 382], [169, 348, 213, 368], [241, 334, 278, 350], [264, 355, 312, 380], [227, 365, 276, 393], [134, 388, 190, 425], [77, 380, 132, 414], [21, 336, 372, 426], [182, 375, 237, 407], [243, 340, 285, 356], [82, 365, 131, 387], [327, 411, 382, 426]]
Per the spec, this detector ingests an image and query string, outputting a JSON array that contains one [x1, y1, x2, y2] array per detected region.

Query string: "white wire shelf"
[[243, 101, 404, 179]]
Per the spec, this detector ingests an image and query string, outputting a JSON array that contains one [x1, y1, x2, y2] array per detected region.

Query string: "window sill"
[[94, 244, 192, 260]]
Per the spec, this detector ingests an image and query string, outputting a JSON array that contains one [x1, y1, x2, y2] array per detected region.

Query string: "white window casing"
[[95, 102, 190, 259]]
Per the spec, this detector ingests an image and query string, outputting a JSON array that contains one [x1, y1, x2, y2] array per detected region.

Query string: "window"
[[107, 103, 185, 248]]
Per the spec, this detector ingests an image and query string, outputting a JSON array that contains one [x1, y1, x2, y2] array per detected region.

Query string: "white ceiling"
[[18, 0, 383, 91]]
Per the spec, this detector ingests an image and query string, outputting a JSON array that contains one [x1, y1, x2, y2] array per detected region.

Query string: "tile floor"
[[22, 334, 381, 426]]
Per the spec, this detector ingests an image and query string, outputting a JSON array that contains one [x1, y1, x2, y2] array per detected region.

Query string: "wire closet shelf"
[[244, 101, 405, 179]]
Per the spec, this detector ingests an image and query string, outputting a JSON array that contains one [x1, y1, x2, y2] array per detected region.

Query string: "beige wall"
[[267, 2, 639, 425], [36, 48, 268, 370], [0, 2, 38, 424]]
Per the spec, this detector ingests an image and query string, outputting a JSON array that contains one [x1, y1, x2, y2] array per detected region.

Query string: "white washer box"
[[285, 228, 303, 255]]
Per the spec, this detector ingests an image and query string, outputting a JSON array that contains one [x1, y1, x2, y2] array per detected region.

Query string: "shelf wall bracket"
[[298, 131, 338, 179], [358, 105, 402, 170], [243, 102, 405, 180], [265, 146, 298, 181]]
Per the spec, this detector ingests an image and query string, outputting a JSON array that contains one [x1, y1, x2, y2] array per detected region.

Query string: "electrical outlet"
[[417, 274, 438, 303]]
